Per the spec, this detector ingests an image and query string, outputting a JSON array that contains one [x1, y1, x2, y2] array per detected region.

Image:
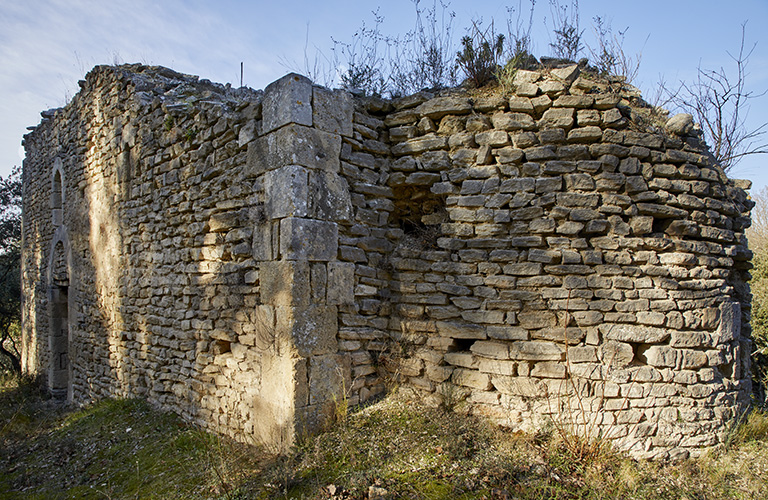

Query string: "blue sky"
[[1, 0, 766, 192]]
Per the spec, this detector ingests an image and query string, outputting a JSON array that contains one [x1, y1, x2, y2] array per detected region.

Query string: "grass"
[[0, 375, 264, 499], [1, 375, 767, 499]]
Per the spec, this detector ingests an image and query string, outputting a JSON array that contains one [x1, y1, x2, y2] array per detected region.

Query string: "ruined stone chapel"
[[21, 63, 754, 459]]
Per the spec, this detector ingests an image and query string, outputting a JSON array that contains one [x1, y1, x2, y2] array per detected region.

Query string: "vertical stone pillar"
[[247, 74, 356, 444]]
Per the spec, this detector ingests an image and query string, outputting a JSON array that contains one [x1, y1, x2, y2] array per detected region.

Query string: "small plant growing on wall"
[[455, 20, 505, 88]]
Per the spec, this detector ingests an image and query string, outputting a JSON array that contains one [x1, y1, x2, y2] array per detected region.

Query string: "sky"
[[1, 0, 766, 192]]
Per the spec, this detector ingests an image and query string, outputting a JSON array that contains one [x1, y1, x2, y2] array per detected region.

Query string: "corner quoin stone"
[[279, 218, 338, 261], [246, 124, 342, 175], [262, 73, 313, 134]]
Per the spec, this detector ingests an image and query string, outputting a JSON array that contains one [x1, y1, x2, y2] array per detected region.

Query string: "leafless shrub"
[[331, 9, 389, 96], [588, 16, 642, 83], [546, 0, 583, 61], [505, 0, 537, 64], [279, 24, 337, 88], [389, 0, 457, 97], [748, 186, 768, 252], [663, 23, 768, 171]]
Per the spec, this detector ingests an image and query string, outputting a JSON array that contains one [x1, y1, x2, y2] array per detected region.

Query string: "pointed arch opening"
[[52, 158, 65, 226]]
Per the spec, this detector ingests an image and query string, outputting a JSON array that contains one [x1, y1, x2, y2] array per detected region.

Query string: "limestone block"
[[312, 87, 353, 137], [636, 203, 688, 219], [680, 349, 708, 369], [636, 311, 666, 326], [436, 321, 486, 339], [567, 126, 603, 143], [504, 263, 543, 276], [551, 64, 580, 83], [491, 112, 536, 131], [538, 80, 566, 96], [508, 97, 534, 113], [518, 311, 557, 329], [517, 82, 539, 97], [600, 324, 670, 343], [531, 362, 566, 378], [262, 73, 313, 134], [309, 353, 351, 405], [415, 97, 472, 119], [487, 325, 528, 341], [475, 130, 510, 147], [539, 107, 574, 129], [642, 346, 678, 368], [260, 260, 310, 306], [310, 263, 327, 304], [208, 211, 241, 232], [308, 171, 352, 222], [666, 113, 694, 136], [492, 376, 547, 397], [247, 124, 341, 174], [399, 358, 424, 377], [568, 346, 598, 363], [277, 305, 338, 357], [452, 368, 492, 390], [264, 165, 308, 219], [715, 301, 741, 344], [478, 359, 516, 376], [573, 311, 603, 326], [426, 364, 453, 382], [509, 341, 564, 361], [602, 108, 626, 127], [238, 119, 258, 147], [460, 310, 505, 324], [252, 222, 273, 261], [470, 340, 511, 360], [444, 352, 478, 368], [553, 95, 593, 108], [600, 340, 634, 368], [280, 218, 338, 261], [391, 134, 448, 156], [670, 331, 710, 348], [327, 262, 355, 305]]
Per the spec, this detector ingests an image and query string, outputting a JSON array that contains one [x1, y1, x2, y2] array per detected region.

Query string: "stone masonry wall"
[[336, 65, 753, 460], [22, 63, 753, 459], [23, 66, 357, 448]]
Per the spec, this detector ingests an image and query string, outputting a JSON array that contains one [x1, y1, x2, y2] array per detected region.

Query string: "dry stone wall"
[[22, 65, 357, 448], [22, 63, 753, 459]]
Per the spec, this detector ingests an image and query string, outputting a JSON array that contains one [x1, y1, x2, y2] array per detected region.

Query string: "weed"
[[495, 58, 520, 95], [330, 365, 350, 427], [332, 8, 388, 96], [455, 19, 505, 88], [183, 127, 197, 142], [546, 0, 583, 61], [731, 407, 768, 445], [328, 1, 457, 97], [504, 0, 538, 67], [588, 15, 643, 83], [389, 0, 457, 96], [163, 114, 174, 131]]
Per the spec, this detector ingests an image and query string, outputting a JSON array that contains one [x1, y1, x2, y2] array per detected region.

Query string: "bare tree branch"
[[663, 23, 768, 171]]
